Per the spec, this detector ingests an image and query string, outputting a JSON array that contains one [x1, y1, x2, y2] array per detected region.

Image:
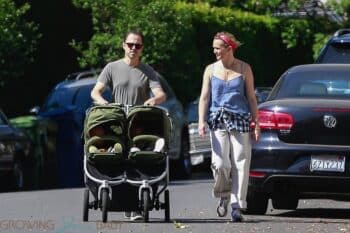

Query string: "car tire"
[[171, 131, 192, 179], [272, 194, 299, 210], [12, 161, 24, 191], [244, 189, 268, 215]]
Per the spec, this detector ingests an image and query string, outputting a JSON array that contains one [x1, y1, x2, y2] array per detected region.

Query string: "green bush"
[[72, 1, 339, 104], [0, 0, 40, 87]]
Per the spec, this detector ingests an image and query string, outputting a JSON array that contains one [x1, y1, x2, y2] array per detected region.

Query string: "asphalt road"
[[0, 171, 350, 233]]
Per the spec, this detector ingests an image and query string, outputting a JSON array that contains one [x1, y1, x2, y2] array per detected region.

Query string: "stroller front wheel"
[[164, 189, 170, 222], [83, 189, 89, 222], [142, 189, 150, 222], [101, 189, 109, 222]]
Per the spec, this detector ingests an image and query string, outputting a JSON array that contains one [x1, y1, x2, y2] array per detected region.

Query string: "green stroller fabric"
[[83, 105, 127, 164], [84, 105, 126, 142], [127, 106, 172, 175]]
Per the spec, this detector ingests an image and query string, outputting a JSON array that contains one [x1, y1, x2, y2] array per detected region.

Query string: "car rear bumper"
[[250, 174, 350, 193], [250, 133, 350, 198]]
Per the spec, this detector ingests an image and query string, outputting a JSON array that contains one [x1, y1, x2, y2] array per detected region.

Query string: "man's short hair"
[[124, 29, 144, 43]]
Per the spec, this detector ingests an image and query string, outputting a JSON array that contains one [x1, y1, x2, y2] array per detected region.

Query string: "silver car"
[[185, 98, 211, 166]]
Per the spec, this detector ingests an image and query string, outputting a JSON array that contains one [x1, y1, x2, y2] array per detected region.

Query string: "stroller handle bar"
[[92, 102, 170, 115]]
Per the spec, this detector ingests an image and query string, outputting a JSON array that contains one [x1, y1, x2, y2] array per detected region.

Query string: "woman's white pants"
[[210, 129, 251, 209]]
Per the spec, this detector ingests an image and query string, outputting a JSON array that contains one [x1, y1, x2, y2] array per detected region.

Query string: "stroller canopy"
[[127, 106, 172, 147], [84, 105, 126, 142]]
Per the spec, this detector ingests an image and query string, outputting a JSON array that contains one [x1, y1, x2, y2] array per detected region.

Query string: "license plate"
[[310, 155, 345, 172]]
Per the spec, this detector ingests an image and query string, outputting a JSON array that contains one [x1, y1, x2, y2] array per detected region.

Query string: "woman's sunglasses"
[[125, 43, 143, 50]]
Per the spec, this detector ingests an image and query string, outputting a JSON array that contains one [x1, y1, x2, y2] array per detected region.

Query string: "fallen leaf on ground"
[[173, 221, 188, 229]]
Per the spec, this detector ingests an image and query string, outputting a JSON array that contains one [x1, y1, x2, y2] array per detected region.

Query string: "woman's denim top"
[[209, 63, 250, 114]]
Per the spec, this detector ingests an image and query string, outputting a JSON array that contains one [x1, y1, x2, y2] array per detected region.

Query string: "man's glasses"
[[125, 42, 143, 50]]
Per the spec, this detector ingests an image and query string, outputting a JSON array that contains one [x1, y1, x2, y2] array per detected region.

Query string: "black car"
[[316, 29, 350, 63], [246, 64, 350, 214], [255, 86, 272, 103], [0, 109, 32, 190]]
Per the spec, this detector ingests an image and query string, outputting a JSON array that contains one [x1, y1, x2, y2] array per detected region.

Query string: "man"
[[91, 29, 166, 221], [91, 29, 166, 106]]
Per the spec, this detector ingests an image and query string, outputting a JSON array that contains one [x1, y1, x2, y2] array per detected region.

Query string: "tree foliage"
[[70, 0, 344, 103], [0, 0, 40, 87], [71, 0, 193, 70]]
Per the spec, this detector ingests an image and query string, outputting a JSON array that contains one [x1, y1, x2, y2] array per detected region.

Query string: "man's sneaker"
[[154, 138, 165, 152], [124, 211, 131, 218], [216, 197, 229, 217], [231, 208, 243, 222], [130, 211, 143, 221]]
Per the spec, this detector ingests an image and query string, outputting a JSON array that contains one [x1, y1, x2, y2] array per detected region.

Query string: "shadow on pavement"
[[271, 208, 350, 220]]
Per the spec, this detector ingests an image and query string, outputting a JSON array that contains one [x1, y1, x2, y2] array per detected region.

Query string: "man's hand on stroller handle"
[[93, 99, 109, 105], [144, 97, 157, 106]]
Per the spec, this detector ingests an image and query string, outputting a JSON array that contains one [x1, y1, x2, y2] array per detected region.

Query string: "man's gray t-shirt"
[[97, 59, 162, 105]]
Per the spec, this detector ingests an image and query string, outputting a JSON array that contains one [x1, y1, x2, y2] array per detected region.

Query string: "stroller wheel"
[[142, 189, 150, 222], [83, 189, 89, 222], [164, 189, 170, 222], [101, 189, 109, 223]]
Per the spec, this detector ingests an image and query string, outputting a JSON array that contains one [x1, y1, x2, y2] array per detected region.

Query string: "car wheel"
[[244, 189, 268, 215], [272, 194, 298, 210], [171, 132, 192, 179], [12, 161, 24, 190]]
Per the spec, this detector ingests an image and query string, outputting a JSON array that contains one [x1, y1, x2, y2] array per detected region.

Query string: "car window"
[[319, 43, 350, 63], [275, 71, 350, 99], [73, 86, 93, 111], [74, 84, 112, 111], [158, 76, 175, 99], [186, 103, 198, 122], [41, 87, 77, 113], [0, 110, 8, 125]]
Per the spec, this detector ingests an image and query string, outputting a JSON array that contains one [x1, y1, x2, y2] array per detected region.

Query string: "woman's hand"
[[198, 122, 207, 137], [252, 126, 260, 141]]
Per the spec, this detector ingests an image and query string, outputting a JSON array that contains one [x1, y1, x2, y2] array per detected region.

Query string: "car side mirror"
[[29, 106, 40, 115]]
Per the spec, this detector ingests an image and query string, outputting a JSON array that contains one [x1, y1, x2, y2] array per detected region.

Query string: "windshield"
[[319, 43, 350, 63], [275, 70, 350, 99], [0, 110, 8, 125], [40, 87, 78, 113], [186, 102, 198, 123]]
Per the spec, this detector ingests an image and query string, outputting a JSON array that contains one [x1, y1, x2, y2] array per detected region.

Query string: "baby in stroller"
[[88, 125, 123, 154], [88, 125, 165, 154]]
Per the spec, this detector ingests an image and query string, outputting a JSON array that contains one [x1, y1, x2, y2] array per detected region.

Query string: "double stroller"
[[82, 104, 172, 223]]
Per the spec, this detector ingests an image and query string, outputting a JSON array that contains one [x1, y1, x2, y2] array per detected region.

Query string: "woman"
[[198, 32, 260, 222]]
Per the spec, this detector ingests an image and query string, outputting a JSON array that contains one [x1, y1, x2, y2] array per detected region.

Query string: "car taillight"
[[249, 171, 266, 178], [258, 110, 294, 130]]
